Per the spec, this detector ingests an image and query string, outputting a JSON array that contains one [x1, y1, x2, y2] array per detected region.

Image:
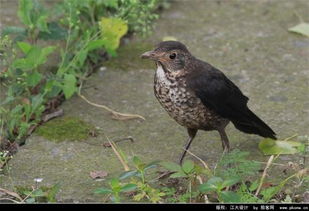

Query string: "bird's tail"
[[231, 109, 277, 140]]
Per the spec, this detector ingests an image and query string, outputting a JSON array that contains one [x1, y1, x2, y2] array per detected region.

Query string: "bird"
[[141, 41, 277, 164]]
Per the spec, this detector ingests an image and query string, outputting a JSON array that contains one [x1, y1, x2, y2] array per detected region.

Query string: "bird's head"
[[141, 41, 192, 72]]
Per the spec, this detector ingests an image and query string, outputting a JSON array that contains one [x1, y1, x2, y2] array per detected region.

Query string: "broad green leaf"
[[14, 45, 55, 70], [38, 22, 67, 40], [170, 171, 187, 178], [102, 0, 118, 8], [37, 46, 56, 66], [182, 160, 195, 174], [44, 80, 62, 98], [99, 17, 128, 56], [259, 138, 305, 155], [110, 178, 120, 188], [31, 94, 44, 111], [36, 15, 49, 33], [249, 180, 259, 192], [120, 184, 137, 192], [76, 49, 88, 66], [119, 170, 139, 180], [62, 74, 76, 99], [94, 188, 113, 194], [220, 191, 241, 202], [31, 189, 45, 197], [17, 41, 32, 54], [144, 160, 160, 171], [25, 198, 35, 203], [46, 184, 60, 203], [222, 177, 240, 188], [288, 23, 309, 37], [12, 58, 34, 70], [132, 156, 142, 166], [18, 0, 33, 26], [160, 161, 182, 172], [260, 186, 280, 202], [199, 177, 223, 193], [86, 40, 105, 51], [26, 71, 42, 87], [1, 26, 26, 36]]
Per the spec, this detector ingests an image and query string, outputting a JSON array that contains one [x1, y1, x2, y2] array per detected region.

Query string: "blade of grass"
[[105, 135, 130, 171], [255, 155, 276, 196]]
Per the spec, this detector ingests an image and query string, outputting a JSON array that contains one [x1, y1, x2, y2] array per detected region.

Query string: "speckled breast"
[[154, 68, 224, 130]]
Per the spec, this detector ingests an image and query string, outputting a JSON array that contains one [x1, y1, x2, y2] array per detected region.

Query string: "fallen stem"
[[78, 83, 145, 121]]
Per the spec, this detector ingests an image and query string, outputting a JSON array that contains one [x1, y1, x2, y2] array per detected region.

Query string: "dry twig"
[[78, 83, 145, 121]]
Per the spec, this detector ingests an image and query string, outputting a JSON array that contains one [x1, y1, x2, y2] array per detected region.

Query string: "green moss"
[[36, 116, 95, 142], [104, 41, 155, 70]]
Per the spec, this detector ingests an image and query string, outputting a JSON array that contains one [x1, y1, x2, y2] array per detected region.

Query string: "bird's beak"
[[140, 50, 157, 60]]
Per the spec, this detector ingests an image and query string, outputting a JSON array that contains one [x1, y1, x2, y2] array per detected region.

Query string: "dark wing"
[[187, 60, 276, 139]]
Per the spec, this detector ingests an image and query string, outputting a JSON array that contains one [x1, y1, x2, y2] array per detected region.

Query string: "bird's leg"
[[179, 128, 198, 165], [218, 128, 230, 153]]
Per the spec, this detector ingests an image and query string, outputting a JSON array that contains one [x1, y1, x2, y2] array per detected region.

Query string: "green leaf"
[[37, 46, 56, 66], [249, 180, 259, 192], [36, 15, 49, 33], [12, 58, 34, 70], [222, 177, 240, 188], [133, 156, 142, 166], [260, 186, 280, 202], [99, 17, 128, 56], [25, 198, 35, 203], [94, 187, 113, 194], [31, 189, 45, 197], [102, 0, 118, 8], [38, 22, 67, 40], [199, 177, 223, 193], [120, 184, 137, 192], [46, 184, 60, 202], [17, 41, 32, 54], [160, 161, 182, 172], [144, 160, 160, 171], [110, 178, 120, 188], [182, 160, 195, 174], [14, 45, 55, 70], [119, 170, 139, 180], [169, 171, 187, 178], [26, 71, 42, 87], [1, 26, 26, 36], [76, 49, 88, 66], [18, 0, 33, 26], [62, 74, 76, 99], [259, 138, 305, 155], [86, 40, 105, 51], [220, 191, 241, 202], [288, 23, 309, 37]]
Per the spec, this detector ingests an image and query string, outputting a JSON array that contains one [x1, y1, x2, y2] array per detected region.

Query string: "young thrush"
[[141, 41, 276, 164]]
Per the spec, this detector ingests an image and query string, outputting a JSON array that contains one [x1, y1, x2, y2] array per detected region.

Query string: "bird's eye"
[[169, 53, 176, 59]]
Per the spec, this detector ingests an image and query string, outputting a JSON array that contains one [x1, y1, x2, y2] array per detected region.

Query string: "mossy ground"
[[35, 117, 96, 142]]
